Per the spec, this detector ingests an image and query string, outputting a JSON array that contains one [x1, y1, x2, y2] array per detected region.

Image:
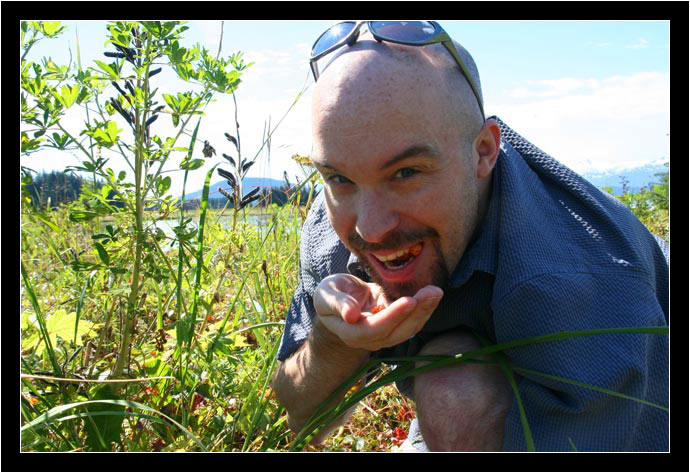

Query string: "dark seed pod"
[[111, 81, 127, 96], [217, 168, 236, 187], [240, 193, 261, 209], [114, 44, 136, 63], [224, 133, 239, 150], [241, 187, 260, 205], [111, 82, 132, 105], [241, 160, 254, 174], [218, 187, 233, 200], [221, 153, 236, 168], [110, 98, 133, 126], [202, 140, 216, 158], [148, 67, 162, 77], [145, 115, 158, 127], [104, 51, 127, 59], [125, 81, 135, 96], [117, 44, 136, 58]]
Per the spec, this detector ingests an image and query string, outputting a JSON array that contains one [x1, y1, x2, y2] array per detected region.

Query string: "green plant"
[[20, 20, 258, 451]]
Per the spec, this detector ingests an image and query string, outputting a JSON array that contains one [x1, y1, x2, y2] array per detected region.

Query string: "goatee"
[[348, 228, 450, 301]]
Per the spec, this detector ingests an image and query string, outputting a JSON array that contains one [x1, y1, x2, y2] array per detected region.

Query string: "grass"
[[20, 185, 668, 452], [20, 193, 419, 452]]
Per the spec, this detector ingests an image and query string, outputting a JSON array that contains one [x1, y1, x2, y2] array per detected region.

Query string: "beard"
[[347, 227, 451, 301]]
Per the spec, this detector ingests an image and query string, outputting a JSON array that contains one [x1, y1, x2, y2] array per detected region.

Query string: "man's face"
[[311, 47, 483, 301]]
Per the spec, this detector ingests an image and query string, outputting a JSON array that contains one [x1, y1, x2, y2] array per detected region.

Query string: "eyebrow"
[[312, 143, 441, 173]]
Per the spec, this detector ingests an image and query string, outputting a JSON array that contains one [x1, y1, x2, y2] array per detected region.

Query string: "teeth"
[[373, 243, 421, 263]]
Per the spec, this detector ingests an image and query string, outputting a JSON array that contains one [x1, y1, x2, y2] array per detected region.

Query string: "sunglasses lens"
[[369, 21, 437, 42], [312, 21, 357, 57]]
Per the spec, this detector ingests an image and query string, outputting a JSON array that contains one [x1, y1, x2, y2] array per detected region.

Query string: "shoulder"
[[300, 190, 351, 279], [493, 118, 668, 296]]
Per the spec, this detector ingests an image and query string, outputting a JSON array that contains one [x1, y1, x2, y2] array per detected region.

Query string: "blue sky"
[[21, 20, 670, 194]]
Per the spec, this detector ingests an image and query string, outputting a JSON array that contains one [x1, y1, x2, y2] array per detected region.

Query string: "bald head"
[[312, 33, 484, 155]]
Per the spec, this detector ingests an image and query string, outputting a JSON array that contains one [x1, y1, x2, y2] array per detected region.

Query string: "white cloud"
[[509, 77, 600, 99], [489, 72, 669, 174], [626, 37, 649, 49]]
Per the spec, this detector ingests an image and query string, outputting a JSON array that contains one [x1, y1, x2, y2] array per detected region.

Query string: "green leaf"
[[70, 261, 103, 272], [156, 176, 171, 195], [94, 60, 119, 80], [180, 158, 204, 170], [54, 84, 80, 108], [69, 210, 100, 222], [28, 309, 96, 356], [94, 242, 110, 266], [30, 211, 60, 232], [83, 385, 124, 452], [41, 21, 65, 37]]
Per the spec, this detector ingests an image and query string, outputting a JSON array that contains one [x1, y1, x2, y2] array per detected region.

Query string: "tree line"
[[23, 170, 312, 210]]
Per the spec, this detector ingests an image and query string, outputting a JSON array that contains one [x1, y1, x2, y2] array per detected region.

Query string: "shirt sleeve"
[[276, 202, 318, 361], [276, 192, 351, 361], [493, 271, 669, 451]]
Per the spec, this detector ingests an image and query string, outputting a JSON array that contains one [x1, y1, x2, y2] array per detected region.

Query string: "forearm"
[[272, 317, 371, 442]]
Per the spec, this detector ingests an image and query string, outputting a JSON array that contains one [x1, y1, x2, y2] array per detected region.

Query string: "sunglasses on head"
[[310, 20, 484, 118]]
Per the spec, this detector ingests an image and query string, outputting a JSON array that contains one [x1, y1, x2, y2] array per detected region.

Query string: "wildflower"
[[24, 395, 39, 406], [396, 407, 414, 422], [151, 438, 165, 452], [392, 427, 407, 446], [192, 393, 204, 411]]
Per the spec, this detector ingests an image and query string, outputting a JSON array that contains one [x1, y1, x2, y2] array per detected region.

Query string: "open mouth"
[[371, 242, 423, 271]]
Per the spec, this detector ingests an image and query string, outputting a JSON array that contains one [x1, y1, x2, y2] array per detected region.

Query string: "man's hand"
[[313, 274, 443, 352]]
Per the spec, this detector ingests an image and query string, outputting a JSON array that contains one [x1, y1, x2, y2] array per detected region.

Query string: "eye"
[[394, 168, 419, 179], [326, 174, 353, 185]]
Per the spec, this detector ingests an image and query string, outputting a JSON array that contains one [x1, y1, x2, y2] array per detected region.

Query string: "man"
[[272, 21, 669, 451]]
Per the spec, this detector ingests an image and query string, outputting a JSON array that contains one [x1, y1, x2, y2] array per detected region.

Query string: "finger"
[[413, 285, 444, 304], [313, 274, 372, 324], [381, 288, 443, 345]]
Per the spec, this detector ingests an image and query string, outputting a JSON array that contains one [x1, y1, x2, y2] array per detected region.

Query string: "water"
[[152, 213, 273, 241]]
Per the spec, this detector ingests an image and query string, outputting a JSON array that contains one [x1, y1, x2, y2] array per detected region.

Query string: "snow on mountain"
[[578, 159, 669, 195], [181, 176, 287, 201]]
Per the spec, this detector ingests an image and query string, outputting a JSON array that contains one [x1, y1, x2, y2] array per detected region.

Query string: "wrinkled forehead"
[[312, 38, 451, 124], [315, 32, 447, 89]]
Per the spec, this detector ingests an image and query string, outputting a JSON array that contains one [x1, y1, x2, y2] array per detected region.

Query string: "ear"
[[474, 119, 501, 179]]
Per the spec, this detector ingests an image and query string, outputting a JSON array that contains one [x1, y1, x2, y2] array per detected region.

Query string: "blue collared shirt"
[[277, 117, 669, 451]]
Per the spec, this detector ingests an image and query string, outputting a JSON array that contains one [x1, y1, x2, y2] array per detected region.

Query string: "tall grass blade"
[[21, 260, 62, 375], [73, 270, 96, 346], [174, 117, 202, 383], [187, 163, 219, 346], [511, 366, 669, 412], [474, 331, 535, 451], [205, 217, 279, 363], [241, 333, 281, 451], [290, 325, 668, 451], [495, 351, 535, 451], [21, 399, 208, 451]]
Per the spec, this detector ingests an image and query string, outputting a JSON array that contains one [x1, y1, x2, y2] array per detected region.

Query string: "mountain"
[[579, 161, 669, 195], [182, 176, 287, 201]]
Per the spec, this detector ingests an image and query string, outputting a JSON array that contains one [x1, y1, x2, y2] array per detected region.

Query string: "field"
[[20, 20, 668, 453], [20, 203, 418, 452]]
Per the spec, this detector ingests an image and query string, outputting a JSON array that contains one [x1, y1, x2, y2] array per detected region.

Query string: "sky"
[[21, 20, 670, 195]]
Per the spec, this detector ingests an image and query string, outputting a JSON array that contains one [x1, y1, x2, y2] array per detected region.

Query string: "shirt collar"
[[448, 149, 502, 287]]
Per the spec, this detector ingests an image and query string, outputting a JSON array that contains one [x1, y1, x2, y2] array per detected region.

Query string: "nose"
[[354, 189, 400, 244]]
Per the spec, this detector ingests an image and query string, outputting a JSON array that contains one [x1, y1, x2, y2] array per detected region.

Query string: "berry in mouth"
[[373, 242, 423, 270]]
